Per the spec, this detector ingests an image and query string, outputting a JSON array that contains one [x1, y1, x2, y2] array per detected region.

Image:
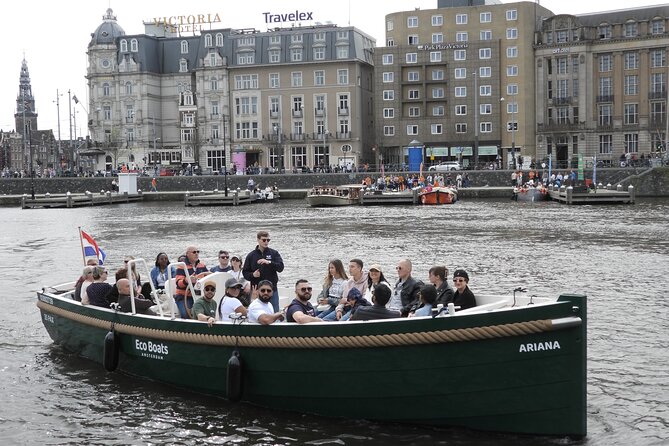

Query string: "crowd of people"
[[73, 231, 477, 326]]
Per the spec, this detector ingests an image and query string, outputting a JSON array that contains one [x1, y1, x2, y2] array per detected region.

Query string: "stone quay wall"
[[1, 168, 667, 198]]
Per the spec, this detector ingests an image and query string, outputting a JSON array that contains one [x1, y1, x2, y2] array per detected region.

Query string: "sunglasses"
[[190, 250, 200, 254], [219, 255, 229, 259], [261, 238, 271, 242], [259, 288, 273, 293], [204, 286, 216, 292], [453, 278, 466, 283], [299, 287, 313, 292]]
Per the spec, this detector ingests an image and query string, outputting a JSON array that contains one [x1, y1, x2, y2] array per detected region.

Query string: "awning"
[[427, 147, 449, 156], [478, 146, 498, 156], [451, 146, 473, 156]]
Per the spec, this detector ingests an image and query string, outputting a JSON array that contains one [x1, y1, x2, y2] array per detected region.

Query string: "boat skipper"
[[242, 231, 284, 312], [174, 246, 210, 319]]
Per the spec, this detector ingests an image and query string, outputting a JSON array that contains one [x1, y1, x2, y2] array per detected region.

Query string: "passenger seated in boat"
[[247, 280, 285, 325], [117, 278, 156, 316], [217, 278, 248, 322], [429, 266, 454, 307], [389, 259, 423, 317], [150, 252, 176, 290], [86, 267, 113, 308], [338, 288, 371, 321], [410, 285, 437, 317], [192, 280, 217, 327], [174, 246, 210, 319], [228, 254, 251, 305], [450, 269, 477, 311], [74, 266, 95, 302], [363, 264, 391, 302], [286, 280, 321, 324], [349, 284, 400, 321], [316, 259, 348, 319], [210, 250, 232, 273], [322, 259, 368, 321]]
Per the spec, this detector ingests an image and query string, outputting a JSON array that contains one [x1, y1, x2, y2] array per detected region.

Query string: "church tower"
[[15, 58, 38, 137]]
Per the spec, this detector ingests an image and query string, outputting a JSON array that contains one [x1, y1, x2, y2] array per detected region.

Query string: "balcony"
[[210, 113, 220, 119], [125, 117, 134, 123], [596, 94, 614, 103], [537, 121, 584, 132], [292, 109, 303, 118], [336, 131, 351, 139], [553, 96, 572, 105], [314, 108, 324, 116], [290, 133, 306, 141], [338, 107, 349, 116], [270, 110, 279, 118]]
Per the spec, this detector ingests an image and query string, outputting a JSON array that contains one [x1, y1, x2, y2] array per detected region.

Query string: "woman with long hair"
[[364, 264, 391, 303], [316, 259, 348, 318]]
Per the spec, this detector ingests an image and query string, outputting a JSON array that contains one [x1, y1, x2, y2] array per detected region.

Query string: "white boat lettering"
[[39, 295, 53, 305], [519, 341, 561, 353], [135, 339, 169, 357], [43, 313, 55, 324]]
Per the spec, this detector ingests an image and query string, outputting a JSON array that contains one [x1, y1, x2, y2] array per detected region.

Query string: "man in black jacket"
[[389, 259, 423, 317], [350, 284, 400, 321], [242, 230, 285, 312]]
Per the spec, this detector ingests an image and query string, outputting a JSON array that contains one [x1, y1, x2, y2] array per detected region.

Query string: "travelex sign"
[[263, 10, 314, 23]]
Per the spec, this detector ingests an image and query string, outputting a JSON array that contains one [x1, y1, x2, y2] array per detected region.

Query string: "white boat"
[[305, 184, 364, 207]]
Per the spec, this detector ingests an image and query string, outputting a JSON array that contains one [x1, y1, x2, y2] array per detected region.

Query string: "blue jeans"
[[175, 297, 193, 319], [271, 289, 279, 313]]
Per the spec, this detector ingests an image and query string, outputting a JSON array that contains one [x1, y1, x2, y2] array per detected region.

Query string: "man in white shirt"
[[247, 280, 285, 325]]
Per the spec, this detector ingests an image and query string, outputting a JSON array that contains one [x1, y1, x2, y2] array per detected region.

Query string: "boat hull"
[[305, 195, 359, 206], [420, 188, 457, 205], [37, 292, 586, 437], [514, 188, 548, 202]]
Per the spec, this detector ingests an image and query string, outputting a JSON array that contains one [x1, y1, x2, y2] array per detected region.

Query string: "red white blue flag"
[[80, 229, 106, 265]]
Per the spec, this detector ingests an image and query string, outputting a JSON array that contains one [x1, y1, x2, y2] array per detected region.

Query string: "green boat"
[[37, 283, 587, 437]]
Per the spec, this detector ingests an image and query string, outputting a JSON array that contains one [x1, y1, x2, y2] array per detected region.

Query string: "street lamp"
[[273, 123, 283, 172], [473, 72, 480, 169], [223, 114, 228, 197]]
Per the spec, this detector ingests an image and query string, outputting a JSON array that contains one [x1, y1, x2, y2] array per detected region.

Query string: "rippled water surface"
[[1, 199, 668, 445]]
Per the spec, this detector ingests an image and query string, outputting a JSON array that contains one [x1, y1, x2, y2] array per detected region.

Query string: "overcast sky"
[[1, 0, 664, 137]]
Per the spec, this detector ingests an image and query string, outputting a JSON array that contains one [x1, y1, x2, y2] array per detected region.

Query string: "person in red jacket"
[[174, 246, 209, 318]]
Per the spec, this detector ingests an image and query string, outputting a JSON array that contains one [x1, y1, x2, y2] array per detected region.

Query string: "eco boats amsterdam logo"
[[134, 339, 169, 360]]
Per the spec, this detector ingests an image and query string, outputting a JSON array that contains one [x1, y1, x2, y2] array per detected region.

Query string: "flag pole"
[[78, 226, 86, 265]]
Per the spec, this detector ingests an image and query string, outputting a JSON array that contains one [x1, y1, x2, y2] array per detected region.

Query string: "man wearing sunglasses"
[[285, 279, 321, 324], [242, 231, 284, 312], [192, 280, 218, 327], [210, 250, 232, 273], [247, 280, 285, 325], [175, 246, 210, 319]]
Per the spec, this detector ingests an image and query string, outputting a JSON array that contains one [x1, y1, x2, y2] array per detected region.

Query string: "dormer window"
[[130, 39, 138, 52], [181, 40, 189, 54], [216, 33, 224, 46], [205, 34, 212, 47], [598, 24, 612, 39], [179, 59, 188, 72], [120, 39, 128, 52], [652, 19, 665, 35], [624, 21, 638, 38]]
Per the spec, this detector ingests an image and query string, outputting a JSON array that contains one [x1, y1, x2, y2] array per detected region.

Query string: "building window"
[[455, 87, 467, 97], [506, 84, 518, 95], [432, 33, 444, 44], [406, 53, 417, 63], [383, 72, 394, 82], [102, 83, 110, 96], [237, 52, 255, 64], [338, 69, 348, 84], [651, 49, 666, 68], [383, 90, 394, 100], [455, 68, 466, 79], [269, 50, 280, 63], [506, 9, 517, 21], [479, 66, 492, 77], [125, 82, 132, 95], [291, 49, 303, 62], [406, 125, 418, 135], [432, 69, 444, 80], [179, 59, 188, 72], [407, 16, 418, 27], [624, 52, 639, 70], [408, 71, 419, 82], [216, 33, 224, 46], [382, 54, 393, 64], [206, 150, 225, 171], [624, 22, 638, 37], [454, 49, 466, 60], [480, 122, 492, 133], [181, 129, 193, 142], [507, 46, 518, 58], [624, 75, 639, 95], [239, 36, 256, 46], [433, 105, 444, 116], [384, 126, 395, 136], [270, 73, 279, 88], [480, 104, 492, 114], [455, 105, 467, 115], [599, 54, 612, 72], [408, 35, 419, 45], [126, 128, 134, 142], [506, 28, 518, 39], [120, 40, 127, 52], [313, 47, 325, 60], [314, 70, 325, 86], [432, 15, 443, 26], [211, 101, 219, 116], [205, 34, 212, 47], [599, 134, 613, 153], [557, 57, 568, 74], [651, 73, 665, 93], [291, 146, 307, 168], [624, 133, 639, 153], [624, 103, 639, 124], [480, 30, 492, 40], [480, 12, 492, 23], [383, 108, 394, 118], [210, 77, 218, 90], [651, 101, 665, 124], [456, 14, 468, 25], [337, 30, 348, 40], [408, 90, 420, 99], [103, 106, 111, 120], [291, 72, 303, 87], [480, 85, 492, 96], [506, 65, 518, 76], [337, 46, 349, 59], [235, 74, 259, 89], [479, 48, 491, 59], [290, 34, 303, 44], [430, 52, 442, 62], [555, 30, 568, 43], [314, 32, 326, 42], [432, 87, 444, 98], [652, 19, 665, 35], [456, 123, 467, 133], [598, 24, 612, 39], [211, 125, 220, 140], [386, 20, 394, 32], [130, 39, 138, 52], [599, 77, 612, 96], [181, 40, 189, 54], [431, 124, 442, 135], [409, 107, 420, 117]]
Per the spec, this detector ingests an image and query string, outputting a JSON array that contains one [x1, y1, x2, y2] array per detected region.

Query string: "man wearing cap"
[[350, 283, 401, 321], [210, 250, 233, 273], [247, 280, 285, 325], [218, 278, 248, 322], [286, 279, 321, 324], [192, 280, 218, 327], [450, 269, 477, 311], [242, 231, 285, 312], [389, 258, 423, 317], [174, 246, 210, 318]]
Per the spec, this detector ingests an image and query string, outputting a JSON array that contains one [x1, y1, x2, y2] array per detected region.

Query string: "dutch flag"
[[80, 230, 106, 265]]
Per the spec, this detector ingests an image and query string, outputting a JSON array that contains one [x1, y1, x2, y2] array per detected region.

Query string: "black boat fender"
[[103, 328, 120, 372], [227, 350, 243, 402]]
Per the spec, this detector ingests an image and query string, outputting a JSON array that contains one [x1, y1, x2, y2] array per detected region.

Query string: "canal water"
[[0, 199, 667, 445]]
